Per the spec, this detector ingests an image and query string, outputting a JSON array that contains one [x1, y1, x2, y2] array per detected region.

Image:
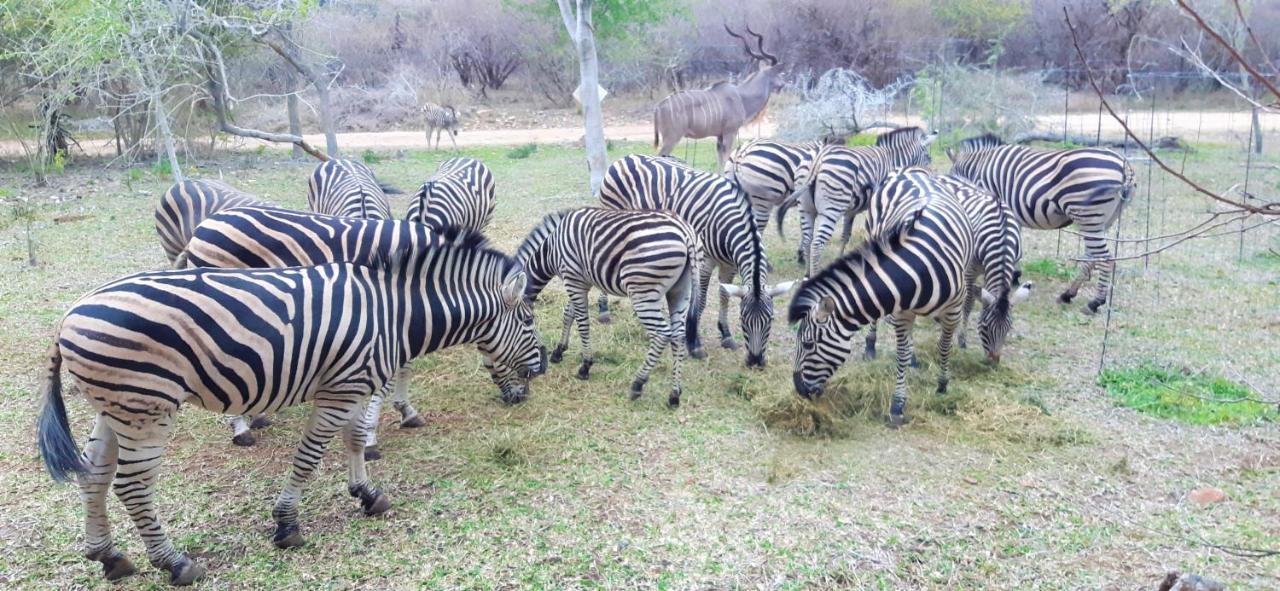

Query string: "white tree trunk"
[[559, 0, 607, 196]]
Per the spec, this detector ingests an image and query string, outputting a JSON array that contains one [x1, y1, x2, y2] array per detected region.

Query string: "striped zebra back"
[[184, 206, 436, 270], [937, 175, 1022, 298], [406, 157, 495, 232], [155, 179, 269, 264], [422, 103, 459, 129], [809, 127, 937, 216], [948, 135, 1133, 230], [726, 140, 822, 219], [307, 159, 393, 219]]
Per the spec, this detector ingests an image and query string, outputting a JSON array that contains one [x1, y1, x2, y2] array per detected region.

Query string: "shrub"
[[506, 143, 537, 159]]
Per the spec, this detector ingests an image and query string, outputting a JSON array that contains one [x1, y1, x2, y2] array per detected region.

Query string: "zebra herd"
[[37, 128, 1134, 585]]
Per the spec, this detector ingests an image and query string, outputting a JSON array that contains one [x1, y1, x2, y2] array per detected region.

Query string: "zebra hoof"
[[863, 347, 876, 361], [363, 445, 382, 461], [597, 313, 612, 325], [1058, 292, 1075, 304], [910, 355, 922, 369], [273, 523, 305, 549], [249, 415, 273, 430], [629, 377, 646, 400], [667, 390, 681, 409], [168, 557, 205, 586], [720, 337, 739, 350], [549, 348, 564, 364], [361, 489, 392, 516], [887, 414, 911, 429], [936, 380, 949, 394], [231, 432, 256, 447], [98, 551, 136, 581], [576, 362, 592, 381], [400, 415, 427, 429], [1086, 300, 1104, 314], [689, 348, 707, 360]]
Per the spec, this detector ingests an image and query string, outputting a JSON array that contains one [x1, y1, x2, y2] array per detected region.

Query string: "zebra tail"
[[172, 249, 190, 269], [653, 112, 660, 150], [37, 341, 85, 482], [775, 185, 808, 239]]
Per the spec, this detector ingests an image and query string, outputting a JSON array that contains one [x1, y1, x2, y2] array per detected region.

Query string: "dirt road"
[[1, 110, 1273, 159]]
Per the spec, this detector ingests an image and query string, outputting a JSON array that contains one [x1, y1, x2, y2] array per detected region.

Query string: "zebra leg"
[[79, 416, 137, 581], [390, 369, 424, 428], [596, 292, 612, 324], [361, 385, 387, 461], [807, 213, 840, 277], [837, 208, 857, 254], [936, 305, 963, 395], [250, 414, 273, 430], [864, 321, 878, 360], [887, 313, 917, 428], [567, 285, 594, 380], [343, 399, 391, 518], [627, 289, 669, 402], [715, 265, 738, 350], [448, 130, 458, 150], [272, 396, 363, 550], [959, 265, 980, 350], [112, 411, 205, 585], [665, 272, 693, 408], [228, 414, 256, 447], [797, 200, 815, 265], [686, 261, 715, 360], [1082, 231, 1113, 313], [550, 302, 574, 364]]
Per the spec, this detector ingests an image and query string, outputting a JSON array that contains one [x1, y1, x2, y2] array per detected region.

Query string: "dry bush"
[[915, 64, 1056, 138], [773, 69, 909, 141]]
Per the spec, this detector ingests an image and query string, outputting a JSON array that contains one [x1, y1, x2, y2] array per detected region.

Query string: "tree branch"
[[1175, 0, 1280, 106]]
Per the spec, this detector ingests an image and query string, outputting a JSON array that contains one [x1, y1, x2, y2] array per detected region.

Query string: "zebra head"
[[788, 289, 859, 400], [876, 127, 938, 168], [977, 277, 1033, 364], [475, 266, 547, 404], [721, 279, 796, 368]]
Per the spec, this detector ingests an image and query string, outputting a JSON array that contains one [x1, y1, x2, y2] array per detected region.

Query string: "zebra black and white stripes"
[[790, 168, 974, 427], [422, 102, 460, 150], [154, 179, 268, 264], [724, 139, 822, 232], [406, 157, 495, 232], [947, 134, 1135, 312], [37, 228, 545, 585], [601, 154, 791, 368], [781, 127, 937, 276], [519, 208, 702, 406], [307, 159, 394, 219]]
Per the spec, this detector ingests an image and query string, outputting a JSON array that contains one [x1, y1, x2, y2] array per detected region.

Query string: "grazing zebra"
[[422, 102, 460, 150], [947, 134, 1136, 312], [406, 157, 495, 232], [307, 159, 395, 219], [862, 175, 1032, 364], [180, 206, 533, 458], [154, 179, 268, 264], [790, 168, 974, 428], [518, 208, 702, 407], [723, 139, 823, 233], [600, 154, 792, 368], [778, 127, 937, 276], [37, 227, 545, 585]]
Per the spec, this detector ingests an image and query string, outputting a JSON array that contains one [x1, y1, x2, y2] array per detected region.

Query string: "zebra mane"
[[960, 133, 1005, 151], [517, 209, 569, 260], [787, 217, 916, 324], [375, 224, 515, 277], [875, 126, 924, 145]]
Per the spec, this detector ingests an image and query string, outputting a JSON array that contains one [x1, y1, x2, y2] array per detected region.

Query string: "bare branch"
[[1175, 0, 1280, 106]]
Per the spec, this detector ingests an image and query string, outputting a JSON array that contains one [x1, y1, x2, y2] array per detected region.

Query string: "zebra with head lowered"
[[406, 157, 495, 232], [37, 227, 545, 586], [778, 127, 937, 276], [862, 174, 1033, 365], [180, 206, 542, 458], [308, 158, 396, 219], [519, 208, 702, 407], [723, 139, 824, 233], [600, 154, 793, 368], [947, 134, 1136, 313], [790, 168, 975, 428], [154, 179, 269, 265]]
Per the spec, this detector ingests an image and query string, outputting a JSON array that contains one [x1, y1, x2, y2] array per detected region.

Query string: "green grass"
[[1022, 256, 1074, 280], [506, 143, 538, 159], [1099, 364, 1276, 426]]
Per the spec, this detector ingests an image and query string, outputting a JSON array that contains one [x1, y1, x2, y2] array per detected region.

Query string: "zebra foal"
[[947, 134, 1135, 313], [519, 208, 702, 407], [406, 157, 495, 232], [38, 228, 545, 585], [790, 168, 974, 427], [422, 102, 460, 150]]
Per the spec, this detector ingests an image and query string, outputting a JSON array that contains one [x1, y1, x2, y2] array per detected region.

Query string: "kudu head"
[[724, 24, 784, 91]]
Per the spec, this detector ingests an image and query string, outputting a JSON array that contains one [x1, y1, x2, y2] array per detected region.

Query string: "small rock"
[[963, 476, 978, 485], [1187, 487, 1226, 505], [1157, 571, 1225, 591]]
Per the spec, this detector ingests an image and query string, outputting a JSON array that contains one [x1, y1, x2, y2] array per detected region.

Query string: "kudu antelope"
[[653, 24, 784, 171]]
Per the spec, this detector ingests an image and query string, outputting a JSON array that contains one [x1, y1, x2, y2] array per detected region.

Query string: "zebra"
[[518, 208, 702, 407], [154, 179, 269, 265], [790, 167, 975, 428], [422, 102, 460, 150], [178, 206, 533, 459], [37, 227, 545, 585], [307, 158, 396, 219], [946, 134, 1136, 313], [777, 127, 937, 277], [600, 154, 793, 368], [723, 139, 823, 233], [405, 157, 495, 232], [862, 174, 1033, 364]]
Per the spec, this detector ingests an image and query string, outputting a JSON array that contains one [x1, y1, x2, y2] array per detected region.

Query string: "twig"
[[1069, 212, 1253, 263], [1177, 0, 1280, 105]]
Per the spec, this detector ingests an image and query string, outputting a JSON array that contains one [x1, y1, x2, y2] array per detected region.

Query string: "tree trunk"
[[286, 70, 303, 159], [559, 0, 607, 196], [259, 28, 339, 157], [1250, 107, 1262, 154]]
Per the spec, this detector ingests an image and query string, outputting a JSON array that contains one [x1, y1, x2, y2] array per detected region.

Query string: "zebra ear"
[[1011, 281, 1033, 304], [720, 283, 746, 299], [979, 288, 996, 306], [922, 131, 939, 147], [768, 280, 797, 297], [813, 296, 836, 323], [501, 272, 527, 307]]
